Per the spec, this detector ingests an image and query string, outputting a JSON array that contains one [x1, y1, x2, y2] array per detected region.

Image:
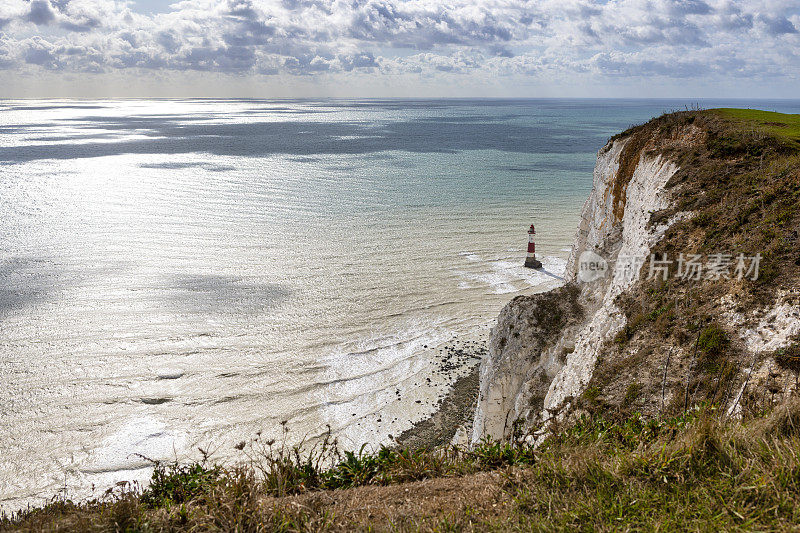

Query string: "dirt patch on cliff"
[[611, 129, 650, 222], [610, 117, 709, 223]]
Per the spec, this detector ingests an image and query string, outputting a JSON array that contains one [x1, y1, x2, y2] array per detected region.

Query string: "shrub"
[[697, 324, 729, 356], [140, 462, 224, 507]]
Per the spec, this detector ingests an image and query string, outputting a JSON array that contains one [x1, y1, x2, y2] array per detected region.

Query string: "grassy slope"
[[4, 109, 800, 532]]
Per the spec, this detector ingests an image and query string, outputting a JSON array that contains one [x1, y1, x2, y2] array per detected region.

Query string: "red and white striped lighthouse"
[[524, 224, 543, 269]]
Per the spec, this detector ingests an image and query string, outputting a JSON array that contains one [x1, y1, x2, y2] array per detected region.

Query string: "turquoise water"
[[2, 98, 800, 509]]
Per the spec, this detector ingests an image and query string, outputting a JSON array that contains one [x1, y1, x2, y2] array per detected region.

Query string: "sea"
[[2, 98, 800, 511]]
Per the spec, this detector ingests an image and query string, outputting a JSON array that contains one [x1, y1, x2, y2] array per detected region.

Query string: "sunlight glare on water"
[[4, 97, 800, 510]]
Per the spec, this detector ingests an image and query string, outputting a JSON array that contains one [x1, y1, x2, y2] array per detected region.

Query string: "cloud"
[[0, 0, 797, 85], [24, 0, 56, 25], [22, 36, 59, 68], [590, 51, 707, 78], [0, 38, 14, 67], [758, 14, 797, 35], [669, 0, 712, 16]]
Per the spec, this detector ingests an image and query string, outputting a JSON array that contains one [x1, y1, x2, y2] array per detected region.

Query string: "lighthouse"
[[524, 224, 543, 269]]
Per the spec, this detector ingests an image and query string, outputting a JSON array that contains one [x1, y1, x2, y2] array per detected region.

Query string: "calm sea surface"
[[2, 98, 800, 509]]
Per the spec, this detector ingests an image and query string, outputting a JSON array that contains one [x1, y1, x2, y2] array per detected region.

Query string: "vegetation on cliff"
[[584, 108, 800, 420]]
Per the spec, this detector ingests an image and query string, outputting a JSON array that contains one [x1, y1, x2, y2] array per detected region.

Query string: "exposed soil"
[[262, 470, 512, 531]]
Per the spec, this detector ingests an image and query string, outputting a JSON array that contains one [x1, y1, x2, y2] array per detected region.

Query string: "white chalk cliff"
[[471, 120, 800, 444], [471, 137, 687, 443]]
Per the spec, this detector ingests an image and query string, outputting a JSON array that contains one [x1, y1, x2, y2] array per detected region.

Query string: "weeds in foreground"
[[5, 402, 800, 532]]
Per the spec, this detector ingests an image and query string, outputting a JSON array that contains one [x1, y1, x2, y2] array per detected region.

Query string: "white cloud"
[[0, 0, 797, 92]]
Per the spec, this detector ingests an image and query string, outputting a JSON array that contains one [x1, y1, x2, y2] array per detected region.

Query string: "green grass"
[[509, 403, 800, 532], [140, 463, 224, 508], [711, 108, 800, 144]]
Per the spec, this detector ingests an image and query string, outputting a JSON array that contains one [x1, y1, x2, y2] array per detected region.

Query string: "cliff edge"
[[472, 109, 800, 443]]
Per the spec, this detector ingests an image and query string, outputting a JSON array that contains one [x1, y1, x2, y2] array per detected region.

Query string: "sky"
[[0, 0, 798, 98]]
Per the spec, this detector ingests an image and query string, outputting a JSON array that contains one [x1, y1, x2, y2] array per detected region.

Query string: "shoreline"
[[395, 364, 481, 450]]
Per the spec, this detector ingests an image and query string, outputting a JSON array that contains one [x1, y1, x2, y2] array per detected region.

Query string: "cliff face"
[[472, 111, 800, 443], [472, 137, 686, 442], [471, 284, 583, 441]]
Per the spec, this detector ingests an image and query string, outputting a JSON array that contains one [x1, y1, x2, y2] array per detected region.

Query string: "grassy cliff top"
[[711, 108, 800, 145]]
